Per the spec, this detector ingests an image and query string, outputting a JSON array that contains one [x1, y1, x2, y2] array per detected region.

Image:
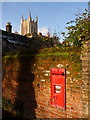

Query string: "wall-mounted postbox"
[[50, 68, 66, 109]]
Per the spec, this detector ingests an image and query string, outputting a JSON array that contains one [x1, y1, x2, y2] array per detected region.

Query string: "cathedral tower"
[[20, 12, 38, 35]]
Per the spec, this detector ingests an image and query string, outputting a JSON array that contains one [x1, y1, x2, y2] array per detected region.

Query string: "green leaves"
[[63, 9, 90, 46]]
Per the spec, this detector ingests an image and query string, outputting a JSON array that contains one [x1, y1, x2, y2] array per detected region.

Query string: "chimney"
[[6, 22, 12, 33]]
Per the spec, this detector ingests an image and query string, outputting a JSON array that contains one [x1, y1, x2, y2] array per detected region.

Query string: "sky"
[[1, 2, 88, 41]]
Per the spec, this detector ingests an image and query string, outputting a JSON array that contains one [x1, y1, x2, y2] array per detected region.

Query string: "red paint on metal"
[[50, 68, 66, 109]]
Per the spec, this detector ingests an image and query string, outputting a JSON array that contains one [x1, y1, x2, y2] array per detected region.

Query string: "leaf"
[[83, 13, 87, 16], [66, 22, 70, 24], [85, 9, 88, 12]]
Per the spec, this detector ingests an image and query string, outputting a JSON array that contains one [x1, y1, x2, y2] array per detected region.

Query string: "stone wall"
[[81, 40, 90, 118], [2, 46, 89, 119]]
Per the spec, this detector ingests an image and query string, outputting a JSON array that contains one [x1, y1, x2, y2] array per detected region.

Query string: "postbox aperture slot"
[[52, 73, 64, 76]]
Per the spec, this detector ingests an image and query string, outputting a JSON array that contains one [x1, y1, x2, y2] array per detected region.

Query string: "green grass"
[[3, 54, 18, 58], [3, 52, 69, 59], [36, 52, 69, 57]]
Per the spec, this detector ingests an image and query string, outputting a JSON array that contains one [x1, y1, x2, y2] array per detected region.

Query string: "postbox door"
[[50, 68, 66, 109]]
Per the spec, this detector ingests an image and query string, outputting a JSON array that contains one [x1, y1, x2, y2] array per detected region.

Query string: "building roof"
[[0, 29, 30, 45]]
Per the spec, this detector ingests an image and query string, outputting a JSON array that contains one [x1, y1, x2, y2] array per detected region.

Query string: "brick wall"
[[2, 46, 89, 119]]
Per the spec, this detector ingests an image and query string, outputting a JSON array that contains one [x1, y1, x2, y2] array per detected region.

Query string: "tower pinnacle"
[[28, 11, 32, 21], [36, 15, 38, 22], [21, 14, 23, 20]]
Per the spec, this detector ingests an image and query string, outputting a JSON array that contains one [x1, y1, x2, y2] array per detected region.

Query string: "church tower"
[[20, 12, 38, 36]]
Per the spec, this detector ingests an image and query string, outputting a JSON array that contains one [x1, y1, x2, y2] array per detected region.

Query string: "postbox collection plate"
[[50, 68, 66, 109]]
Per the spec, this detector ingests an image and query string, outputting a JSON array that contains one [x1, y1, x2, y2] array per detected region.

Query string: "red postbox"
[[50, 68, 66, 109]]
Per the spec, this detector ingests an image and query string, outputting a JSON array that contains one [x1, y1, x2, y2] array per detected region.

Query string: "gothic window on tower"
[[26, 26, 28, 33], [31, 26, 33, 32], [34, 27, 35, 32]]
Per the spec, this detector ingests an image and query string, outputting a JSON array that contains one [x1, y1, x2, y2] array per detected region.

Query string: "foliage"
[[62, 9, 90, 46], [2, 97, 14, 109], [34, 33, 60, 48], [52, 30, 61, 46]]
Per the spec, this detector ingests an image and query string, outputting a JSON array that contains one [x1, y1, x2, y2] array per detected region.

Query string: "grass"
[[3, 46, 81, 65], [36, 52, 69, 57], [3, 52, 69, 58]]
